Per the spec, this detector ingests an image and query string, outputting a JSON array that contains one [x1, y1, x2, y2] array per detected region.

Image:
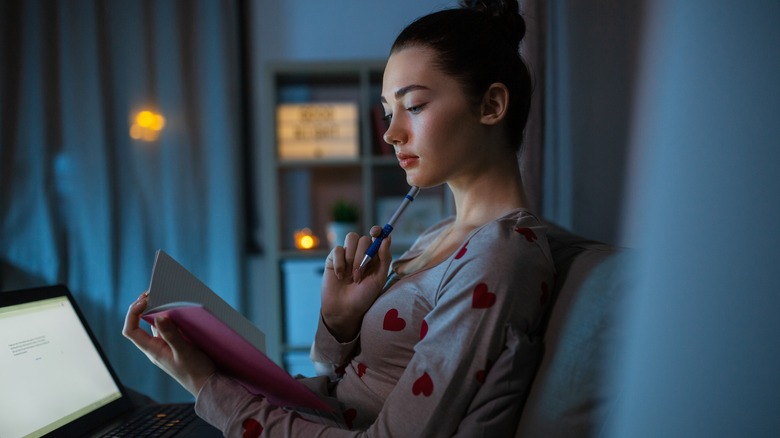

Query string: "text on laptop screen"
[[0, 296, 122, 438]]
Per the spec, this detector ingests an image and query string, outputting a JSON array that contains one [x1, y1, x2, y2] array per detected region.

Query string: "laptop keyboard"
[[100, 404, 199, 437]]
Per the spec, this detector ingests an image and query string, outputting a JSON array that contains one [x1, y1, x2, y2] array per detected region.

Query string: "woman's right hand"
[[320, 226, 393, 342], [122, 291, 216, 397]]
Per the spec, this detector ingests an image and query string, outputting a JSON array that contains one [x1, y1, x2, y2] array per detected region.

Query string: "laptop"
[[0, 284, 222, 438]]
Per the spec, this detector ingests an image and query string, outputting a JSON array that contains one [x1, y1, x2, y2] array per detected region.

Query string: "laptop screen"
[[0, 293, 123, 438]]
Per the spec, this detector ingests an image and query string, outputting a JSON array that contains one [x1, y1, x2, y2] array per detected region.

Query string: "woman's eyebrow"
[[380, 84, 431, 103]]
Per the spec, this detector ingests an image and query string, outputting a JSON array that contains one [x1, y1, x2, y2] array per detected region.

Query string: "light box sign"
[[277, 103, 359, 160]]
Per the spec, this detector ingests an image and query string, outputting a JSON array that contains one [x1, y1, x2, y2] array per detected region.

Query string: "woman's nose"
[[383, 117, 407, 146]]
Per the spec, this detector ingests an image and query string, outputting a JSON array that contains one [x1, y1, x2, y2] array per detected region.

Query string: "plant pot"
[[327, 222, 358, 248]]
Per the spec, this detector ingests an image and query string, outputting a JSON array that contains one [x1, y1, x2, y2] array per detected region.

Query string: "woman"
[[124, 1, 555, 436]]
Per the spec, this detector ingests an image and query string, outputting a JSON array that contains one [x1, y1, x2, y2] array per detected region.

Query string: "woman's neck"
[[448, 155, 529, 229]]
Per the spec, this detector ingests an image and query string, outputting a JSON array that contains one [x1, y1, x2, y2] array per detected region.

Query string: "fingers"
[[351, 235, 374, 283], [154, 316, 217, 396], [122, 292, 169, 362], [325, 229, 389, 284], [154, 316, 186, 355], [328, 245, 353, 282], [326, 246, 346, 280], [124, 304, 216, 397], [343, 232, 359, 272], [122, 291, 149, 343], [326, 232, 361, 282]]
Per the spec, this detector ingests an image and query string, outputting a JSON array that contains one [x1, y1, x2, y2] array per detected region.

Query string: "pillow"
[[515, 225, 632, 437]]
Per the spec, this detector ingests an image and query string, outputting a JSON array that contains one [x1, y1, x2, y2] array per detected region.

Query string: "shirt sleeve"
[[310, 315, 361, 376], [195, 220, 554, 437]]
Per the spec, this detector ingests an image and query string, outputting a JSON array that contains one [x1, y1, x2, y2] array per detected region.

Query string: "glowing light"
[[142, 129, 159, 142], [129, 124, 143, 140], [137, 110, 155, 128], [151, 114, 166, 130], [130, 109, 166, 142], [294, 228, 319, 250], [300, 235, 315, 249]]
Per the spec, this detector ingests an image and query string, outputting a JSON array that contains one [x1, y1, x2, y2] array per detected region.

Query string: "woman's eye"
[[407, 105, 424, 114], [383, 113, 392, 122]]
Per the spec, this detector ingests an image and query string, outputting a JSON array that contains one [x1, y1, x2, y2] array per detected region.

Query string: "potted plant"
[[327, 199, 359, 248]]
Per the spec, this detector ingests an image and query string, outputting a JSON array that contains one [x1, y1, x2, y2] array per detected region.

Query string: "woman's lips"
[[396, 153, 419, 169]]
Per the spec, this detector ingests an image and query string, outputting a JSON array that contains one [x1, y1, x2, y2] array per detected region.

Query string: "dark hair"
[[391, 0, 532, 151]]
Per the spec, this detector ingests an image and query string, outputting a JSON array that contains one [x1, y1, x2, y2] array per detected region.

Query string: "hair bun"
[[459, 0, 526, 46]]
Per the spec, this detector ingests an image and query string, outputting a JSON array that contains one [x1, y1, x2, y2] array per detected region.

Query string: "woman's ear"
[[480, 83, 509, 125]]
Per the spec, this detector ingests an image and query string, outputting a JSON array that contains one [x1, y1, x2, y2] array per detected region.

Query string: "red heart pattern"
[[242, 418, 263, 438], [412, 372, 434, 396], [420, 320, 429, 340], [475, 359, 494, 384], [357, 362, 367, 377], [383, 308, 406, 331], [515, 227, 538, 242], [455, 242, 469, 259], [471, 283, 496, 308], [343, 408, 357, 429], [341, 408, 357, 429]]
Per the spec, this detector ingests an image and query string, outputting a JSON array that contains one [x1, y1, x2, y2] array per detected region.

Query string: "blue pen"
[[358, 186, 421, 271]]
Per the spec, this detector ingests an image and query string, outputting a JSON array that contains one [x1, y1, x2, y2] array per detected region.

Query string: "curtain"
[[519, 0, 547, 214], [0, 0, 245, 403]]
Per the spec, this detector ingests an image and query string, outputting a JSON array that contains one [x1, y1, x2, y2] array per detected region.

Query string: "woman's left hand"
[[122, 291, 217, 397], [320, 226, 392, 341]]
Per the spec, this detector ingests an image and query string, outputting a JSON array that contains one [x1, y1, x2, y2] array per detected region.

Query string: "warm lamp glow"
[[137, 110, 155, 128], [151, 114, 166, 130], [129, 124, 143, 140], [294, 228, 319, 250], [130, 109, 166, 142], [300, 235, 315, 249]]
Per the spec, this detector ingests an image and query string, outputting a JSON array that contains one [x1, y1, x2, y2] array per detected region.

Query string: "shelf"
[[282, 345, 313, 353], [277, 158, 362, 168], [259, 60, 453, 370], [276, 155, 397, 169], [279, 249, 330, 259]]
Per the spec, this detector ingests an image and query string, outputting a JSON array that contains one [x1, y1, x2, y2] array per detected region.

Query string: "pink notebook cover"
[[142, 305, 331, 412]]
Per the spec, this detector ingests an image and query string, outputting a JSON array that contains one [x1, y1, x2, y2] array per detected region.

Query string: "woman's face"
[[381, 46, 487, 189]]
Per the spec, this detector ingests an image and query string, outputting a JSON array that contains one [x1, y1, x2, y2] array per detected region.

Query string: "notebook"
[[0, 284, 222, 438]]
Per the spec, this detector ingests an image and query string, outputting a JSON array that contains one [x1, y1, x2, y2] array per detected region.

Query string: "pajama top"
[[195, 208, 556, 437]]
